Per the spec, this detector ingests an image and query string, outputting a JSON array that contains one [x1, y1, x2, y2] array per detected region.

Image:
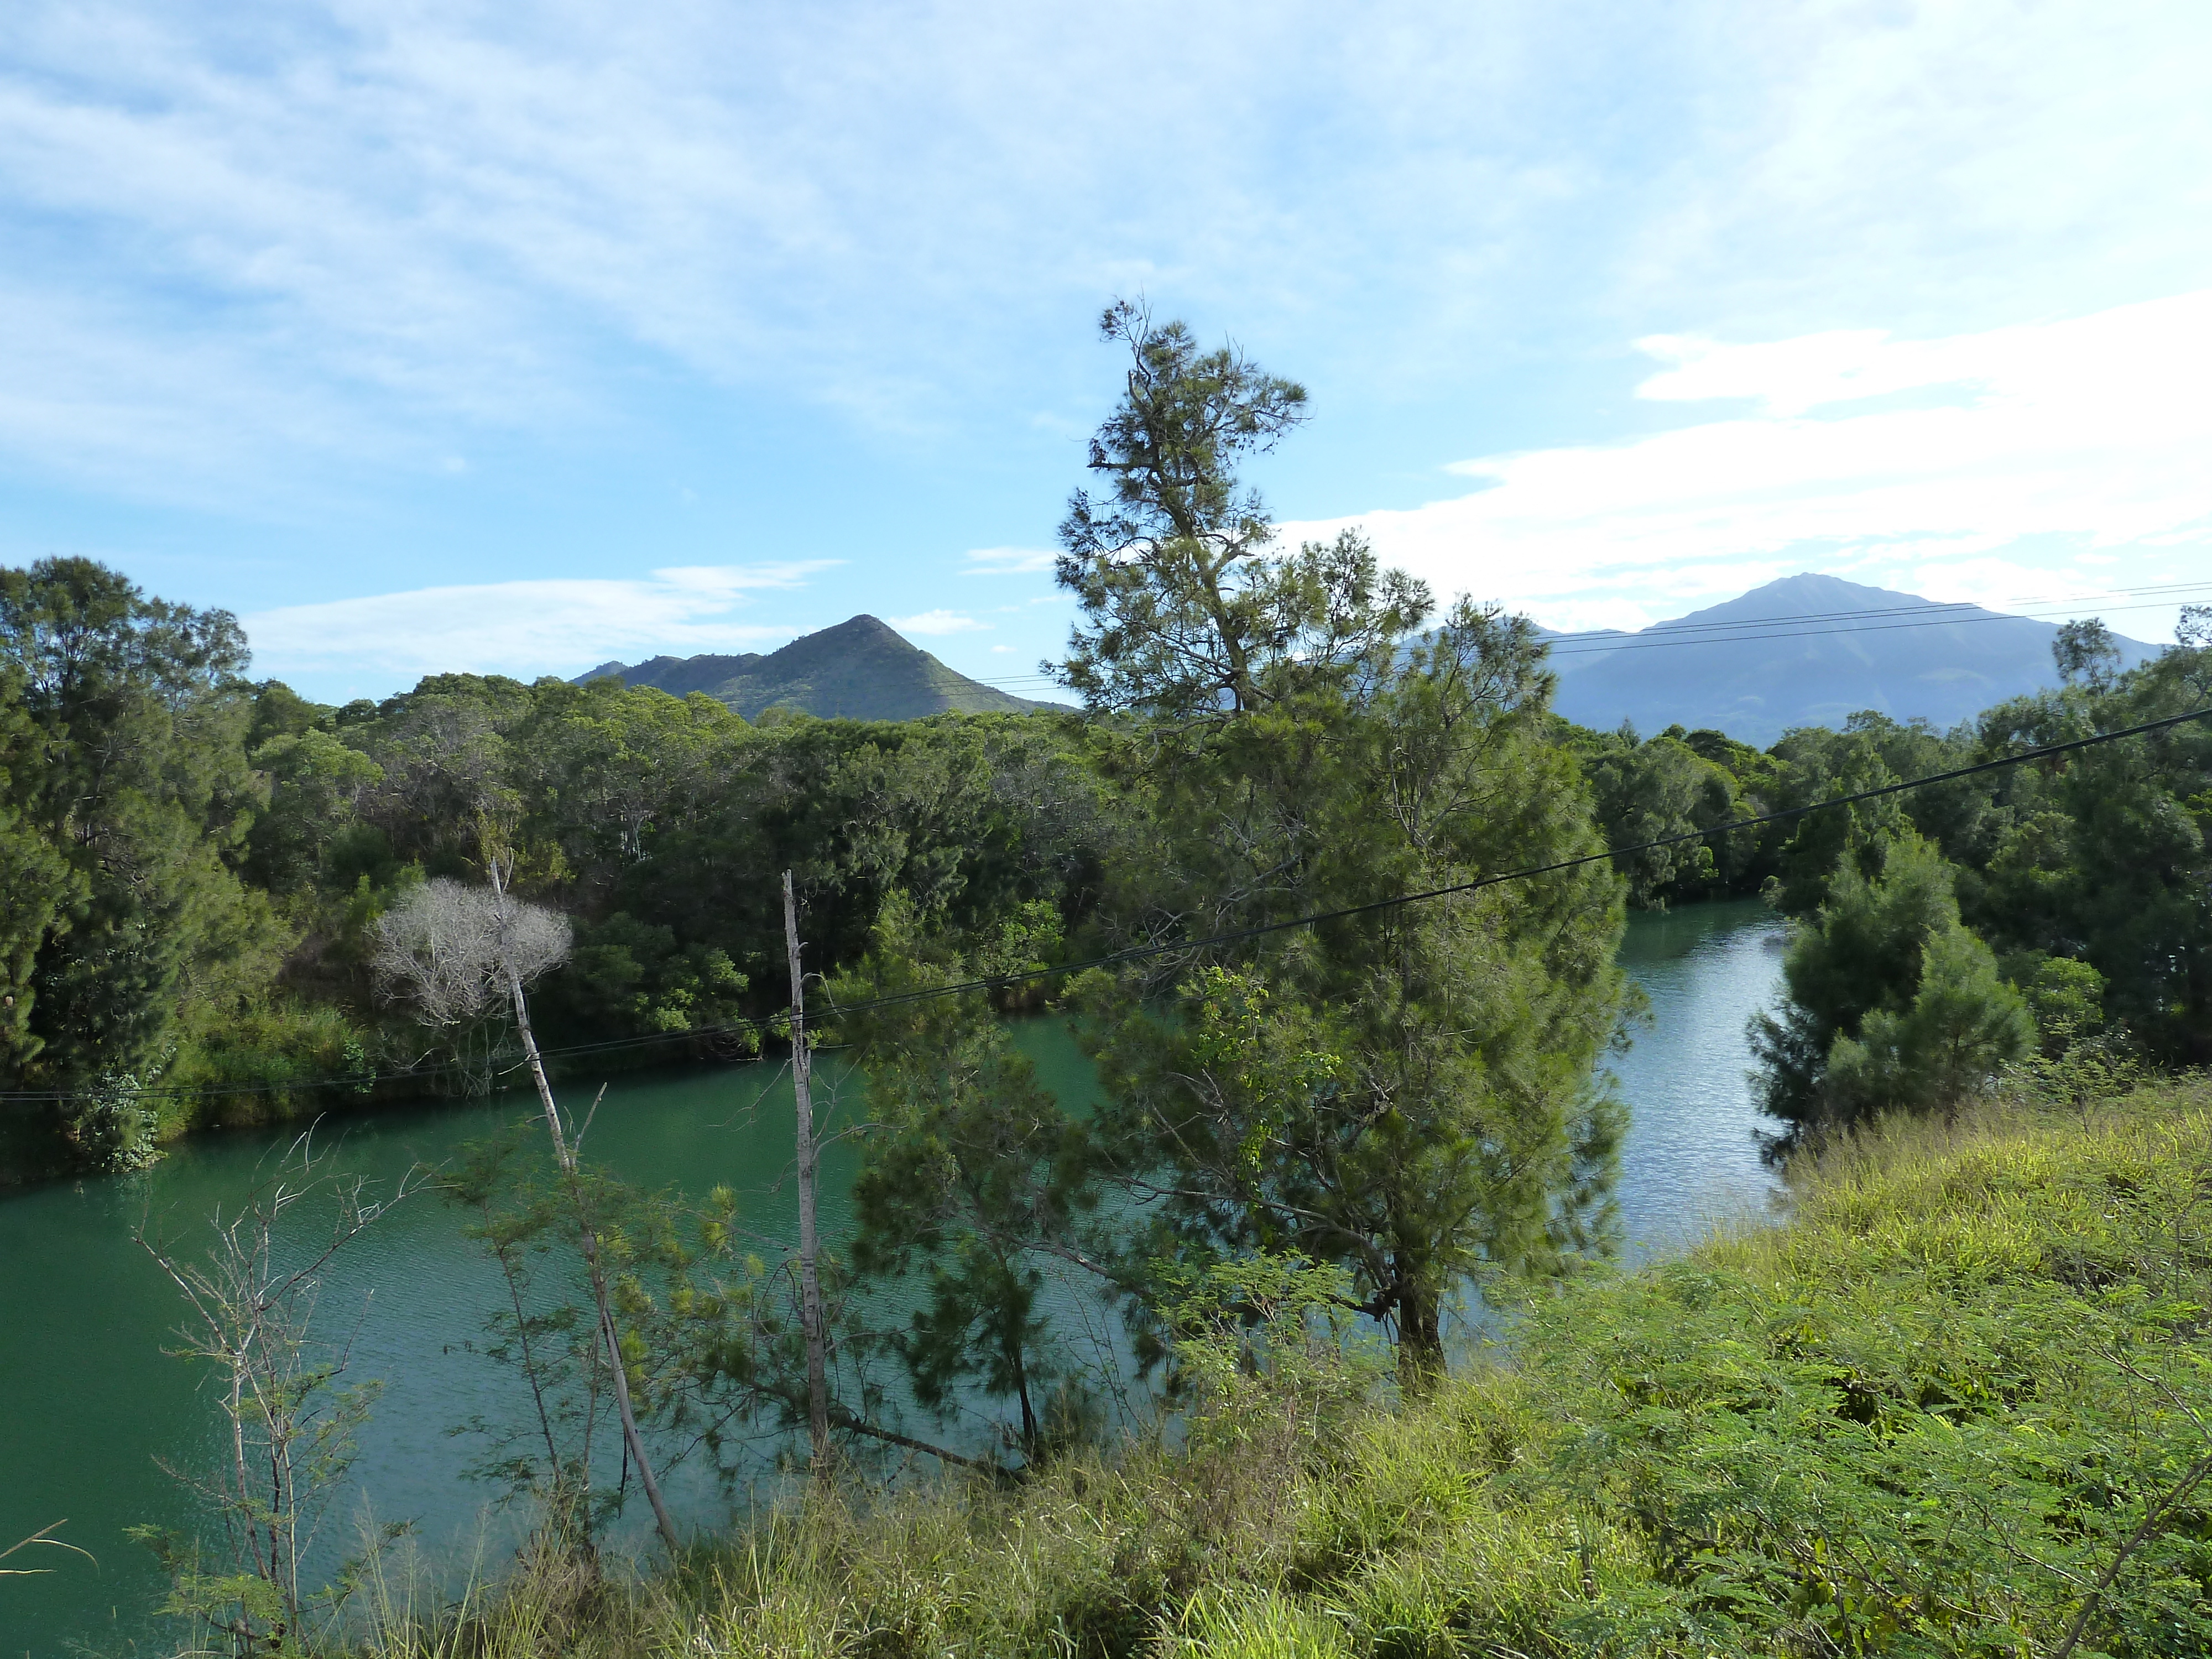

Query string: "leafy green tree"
[[243, 726, 387, 900], [1056, 300, 1424, 719], [1820, 927, 2034, 1120], [1753, 832, 2031, 1143], [1756, 721, 1918, 915], [349, 685, 523, 877], [2053, 616, 2122, 691], [1965, 637, 2211, 1067], [2016, 953, 2107, 1056], [1577, 728, 1743, 906], [0, 679, 73, 1081], [506, 677, 747, 885], [0, 558, 282, 1166], [539, 912, 752, 1047]]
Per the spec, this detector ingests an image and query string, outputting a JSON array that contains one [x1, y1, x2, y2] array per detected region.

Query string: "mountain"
[[575, 614, 1065, 721], [1546, 573, 2158, 744]]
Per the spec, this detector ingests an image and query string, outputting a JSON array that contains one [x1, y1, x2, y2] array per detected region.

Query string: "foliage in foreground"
[[338, 1076, 2212, 1658]]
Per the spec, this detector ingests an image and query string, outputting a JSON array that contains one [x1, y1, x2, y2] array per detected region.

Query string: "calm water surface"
[[2, 900, 1783, 1655], [1611, 896, 1788, 1253]]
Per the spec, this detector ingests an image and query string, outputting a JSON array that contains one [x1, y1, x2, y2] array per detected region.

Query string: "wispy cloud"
[[887, 609, 987, 637], [1286, 293, 2212, 637], [963, 546, 1057, 576], [9, 1, 2205, 503], [243, 562, 833, 685]]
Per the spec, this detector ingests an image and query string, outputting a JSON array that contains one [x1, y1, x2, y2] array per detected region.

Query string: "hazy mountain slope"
[[1547, 573, 2158, 743], [577, 614, 1061, 721]]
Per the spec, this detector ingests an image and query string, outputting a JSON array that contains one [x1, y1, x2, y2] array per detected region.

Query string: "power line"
[[830, 701, 2212, 1015], [6, 701, 2205, 1108]]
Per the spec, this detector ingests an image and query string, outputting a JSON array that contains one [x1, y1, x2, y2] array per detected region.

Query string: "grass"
[[332, 1077, 2212, 1656]]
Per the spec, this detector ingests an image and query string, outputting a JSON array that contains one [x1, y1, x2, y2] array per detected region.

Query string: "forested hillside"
[[0, 594, 1112, 1178], [1569, 613, 2212, 1146]]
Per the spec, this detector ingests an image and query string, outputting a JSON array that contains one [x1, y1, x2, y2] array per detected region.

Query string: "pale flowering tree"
[[370, 877, 568, 1094]]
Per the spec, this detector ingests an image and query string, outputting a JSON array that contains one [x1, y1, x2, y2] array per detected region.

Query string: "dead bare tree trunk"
[[372, 864, 681, 1550], [494, 880, 681, 1552], [783, 869, 832, 1470]]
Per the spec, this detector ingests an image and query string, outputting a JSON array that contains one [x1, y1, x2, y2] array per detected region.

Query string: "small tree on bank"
[[133, 1136, 416, 1653], [1752, 832, 2033, 1150]]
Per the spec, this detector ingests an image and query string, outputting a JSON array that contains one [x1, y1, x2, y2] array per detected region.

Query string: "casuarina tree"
[[1055, 305, 1629, 1384]]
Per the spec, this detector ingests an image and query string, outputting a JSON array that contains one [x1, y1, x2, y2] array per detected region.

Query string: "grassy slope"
[[354, 1079, 2212, 1657]]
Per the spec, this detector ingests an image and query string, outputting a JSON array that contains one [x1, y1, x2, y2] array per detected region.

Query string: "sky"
[[2, 1, 2208, 703]]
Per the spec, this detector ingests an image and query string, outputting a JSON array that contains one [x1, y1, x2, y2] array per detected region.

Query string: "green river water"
[[2, 899, 1783, 1655]]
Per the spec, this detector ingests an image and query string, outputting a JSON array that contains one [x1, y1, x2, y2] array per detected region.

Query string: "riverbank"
[[335, 1074, 2212, 1657], [5, 903, 1787, 1656]]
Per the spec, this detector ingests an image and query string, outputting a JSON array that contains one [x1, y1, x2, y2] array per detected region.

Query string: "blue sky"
[[2, 1, 2208, 703]]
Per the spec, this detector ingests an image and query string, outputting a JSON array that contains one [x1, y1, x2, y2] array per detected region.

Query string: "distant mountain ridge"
[[1546, 573, 2158, 744], [579, 580, 2155, 738], [577, 614, 1063, 721]]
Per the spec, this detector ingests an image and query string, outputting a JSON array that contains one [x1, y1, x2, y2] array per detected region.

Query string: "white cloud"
[[963, 546, 1057, 576], [886, 609, 987, 637], [243, 561, 832, 683], [1286, 292, 2212, 637]]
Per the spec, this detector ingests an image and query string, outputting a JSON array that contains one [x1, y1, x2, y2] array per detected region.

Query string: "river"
[[1, 898, 1783, 1655]]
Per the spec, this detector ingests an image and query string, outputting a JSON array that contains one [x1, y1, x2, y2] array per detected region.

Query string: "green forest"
[[5, 305, 2212, 1655]]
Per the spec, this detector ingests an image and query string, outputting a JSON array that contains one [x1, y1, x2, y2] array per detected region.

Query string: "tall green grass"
[[340, 1078, 2212, 1657]]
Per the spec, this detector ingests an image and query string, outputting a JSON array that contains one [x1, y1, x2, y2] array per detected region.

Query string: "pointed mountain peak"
[[1659, 572, 1943, 628], [570, 614, 1062, 721]]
